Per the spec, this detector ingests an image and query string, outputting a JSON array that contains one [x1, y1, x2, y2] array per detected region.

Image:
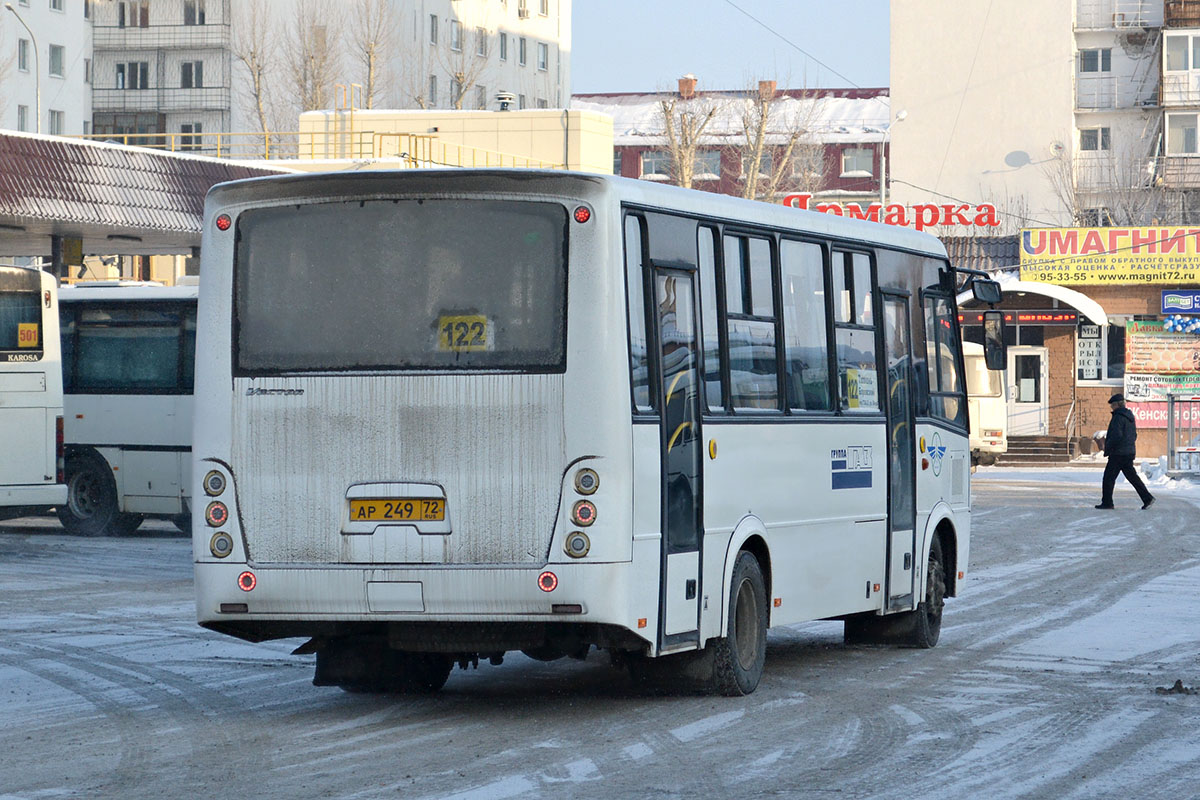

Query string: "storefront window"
[[1076, 320, 1124, 385]]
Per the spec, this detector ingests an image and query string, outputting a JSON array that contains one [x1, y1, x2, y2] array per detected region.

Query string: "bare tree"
[[348, 0, 398, 109], [437, 22, 492, 110], [731, 82, 824, 201], [1044, 140, 1168, 226], [231, 0, 281, 140], [656, 89, 722, 189], [284, 0, 341, 112]]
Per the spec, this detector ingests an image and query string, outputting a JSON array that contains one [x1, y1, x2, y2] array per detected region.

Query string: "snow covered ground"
[[975, 458, 1200, 509]]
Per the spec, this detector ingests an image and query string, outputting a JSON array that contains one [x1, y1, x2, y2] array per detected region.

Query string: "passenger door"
[[653, 269, 703, 648], [881, 292, 916, 608]]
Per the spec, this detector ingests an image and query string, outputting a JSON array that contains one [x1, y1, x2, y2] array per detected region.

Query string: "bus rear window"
[[0, 291, 41, 353], [234, 199, 568, 374]]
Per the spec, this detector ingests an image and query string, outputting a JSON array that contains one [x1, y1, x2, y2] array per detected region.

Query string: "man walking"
[[1096, 393, 1155, 510]]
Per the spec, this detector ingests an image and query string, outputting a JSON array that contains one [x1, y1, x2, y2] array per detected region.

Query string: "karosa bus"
[[192, 170, 1002, 695]]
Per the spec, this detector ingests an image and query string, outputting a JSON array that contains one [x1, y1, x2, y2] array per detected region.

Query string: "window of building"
[[118, 0, 149, 28], [181, 122, 202, 150], [537, 42, 548, 71], [540, 0, 548, 14], [695, 149, 721, 179], [428, 74, 438, 106], [450, 20, 461, 51], [48, 45, 64, 77], [84, 58, 91, 84], [499, 32, 508, 61], [117, 62, 149, 90], [1076, 321, 1126, 384], [1079, 48, 1112, 73], [1080, 207, 1114, 226], [18, 39, 28, 72], [613, 151, 622, 175], [48, 110, 64, 135], [84, 0, 91, 18], [429, 14, 438, 45], [476, 28, 487, 57], [519, 37, 527, 66], [17, 105, 28, 132], [1167, 113, 1199, 155], [536, 97, 548, 108], [1166, 34, 1191, 71], [841, 147, 873, 177], [832, 250, 878, 412], [640, 150, 671, 179], [181, 61, 203, 89], [83, 120, 89, 135], [1079, 127, 1111, 151], [741, 152, 773, 177], [50, 0, 63, 11], [518, 94, 526, 109], [184, 0, 205, 25], [475, 84, 486, 109]]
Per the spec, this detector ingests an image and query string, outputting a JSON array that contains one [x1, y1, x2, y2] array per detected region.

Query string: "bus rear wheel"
[[843, 535, 945, 648], [57, 452, 144, 537], [710, 551, 768, 696]]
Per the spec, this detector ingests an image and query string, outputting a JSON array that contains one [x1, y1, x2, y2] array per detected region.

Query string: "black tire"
[[710, 551, 768, 696], [57, 452, 144, 537], [843, 535, 945, 648]]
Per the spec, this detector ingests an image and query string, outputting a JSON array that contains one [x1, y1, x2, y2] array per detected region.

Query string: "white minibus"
[[58, 282, 196, 535], [964, 341, 1008, 465], [0, 265, 66, 517], [193, 170, 1002, 694]]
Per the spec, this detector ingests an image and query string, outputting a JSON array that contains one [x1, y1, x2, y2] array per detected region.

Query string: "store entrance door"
[[1007, 346, 1048, 436]]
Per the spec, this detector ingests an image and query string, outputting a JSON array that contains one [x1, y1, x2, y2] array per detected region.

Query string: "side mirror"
[[983, 310, 1007, 370], [972, 278, 1003, 305]]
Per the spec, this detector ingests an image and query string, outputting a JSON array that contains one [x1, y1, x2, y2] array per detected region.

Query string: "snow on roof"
[[571, 89, 890, 147]]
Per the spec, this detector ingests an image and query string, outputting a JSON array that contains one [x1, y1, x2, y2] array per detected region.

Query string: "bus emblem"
[[929, 432, 948, 477], [831, 446, 873, 489]]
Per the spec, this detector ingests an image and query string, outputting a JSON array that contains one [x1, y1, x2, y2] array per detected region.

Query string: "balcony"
[[1074, 153, 1156, 192], [93, 23, 231, 51], [92, 87, 231, 113], [1166, 0, 1200, 27], [1075, 74, 1159, 110], [1154, 155, 1200, 188], [1077, 0, 1163, 29]]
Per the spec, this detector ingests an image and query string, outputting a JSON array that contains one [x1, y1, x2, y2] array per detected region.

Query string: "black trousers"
[[1101, 455, 1154, 506]]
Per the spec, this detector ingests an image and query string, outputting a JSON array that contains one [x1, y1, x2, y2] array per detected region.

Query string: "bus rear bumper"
[[194, 559, 657, 648]]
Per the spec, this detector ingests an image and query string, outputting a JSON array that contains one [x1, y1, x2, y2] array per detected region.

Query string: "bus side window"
[[181, 307, 197, 393], [697, 225, 724, 412], [833, 251, 879, 412], [723, 233, 780, 411], [780, 240, 831, 411], [924, 293, 967, 426], [625, 214, 652, 413], [60, 307, 77, 393]]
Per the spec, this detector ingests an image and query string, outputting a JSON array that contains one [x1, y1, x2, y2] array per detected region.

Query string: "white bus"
[[0, 265, 66, 517], [193, 170, 1002, 695], [963, 341, 1008, 466], [57, 282, 197, 536]]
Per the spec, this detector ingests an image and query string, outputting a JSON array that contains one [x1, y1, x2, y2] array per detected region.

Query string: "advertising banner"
[[1127, 401, 1200, 429], [1124, 320, 1200, 374], [1162, 290, 1200, 314], [1124, 373, 1200, 401], [1019, 227, 1200, 285]]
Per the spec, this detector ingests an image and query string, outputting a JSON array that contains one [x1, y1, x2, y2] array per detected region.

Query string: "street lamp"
[[880, 109, 908, 204], [5, 2, 40, 134]]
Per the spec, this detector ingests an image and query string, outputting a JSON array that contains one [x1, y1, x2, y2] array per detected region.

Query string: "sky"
[[571, 0, 890, 95]]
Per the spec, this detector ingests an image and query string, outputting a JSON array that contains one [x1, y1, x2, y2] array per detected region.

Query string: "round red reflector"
[[205, 501, 229, 527], [215, 214, 232, 231], [238, 571, 256, 592], [571, 500, 596, 527], [538, 571, 558, 592], [573, 206, 591, 224]]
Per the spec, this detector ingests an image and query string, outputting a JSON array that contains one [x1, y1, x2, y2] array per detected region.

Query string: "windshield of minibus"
[[965, 353, 1002, 396], [234, 199, 567, 373], [0, 269, 42, 358]]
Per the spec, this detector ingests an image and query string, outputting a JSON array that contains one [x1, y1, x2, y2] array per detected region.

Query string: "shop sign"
[[959, 310, 1078, 325], [1163, 290, 1200, 314], [1126, 401, 1200, 429], [1125, 320, 1200, 374], [1019, 227, 1200, 285], [1125, 373, 1200, 401], [1077, 324, 1102, 381], [783, 194, 1000, 232]]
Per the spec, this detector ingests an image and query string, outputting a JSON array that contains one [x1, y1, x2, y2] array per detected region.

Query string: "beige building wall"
[[296, 108, 613, 174], [890, 1, 1077, 227]]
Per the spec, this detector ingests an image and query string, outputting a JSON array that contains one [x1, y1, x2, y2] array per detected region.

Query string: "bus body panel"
[[0, 267, 65, 509]]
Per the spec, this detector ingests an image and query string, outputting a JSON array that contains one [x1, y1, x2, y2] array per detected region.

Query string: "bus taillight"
[[573, 206, 591, 224], [238, 571, 256, 592], [215, 213, 232, 231], [55, 416, 64, 483], [538, 571, 558, 592], [205, 501, 229, 527]]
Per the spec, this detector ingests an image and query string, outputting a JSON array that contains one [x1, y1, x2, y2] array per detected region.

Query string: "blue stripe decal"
[[831, 459, 848, 470], [832, 471, 873, 489]]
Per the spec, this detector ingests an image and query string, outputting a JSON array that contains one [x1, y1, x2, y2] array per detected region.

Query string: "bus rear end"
[[193, 172, 645, 691], [0, 266, 65, 516]]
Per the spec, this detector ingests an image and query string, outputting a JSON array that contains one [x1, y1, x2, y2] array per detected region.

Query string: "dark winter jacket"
[[1104, 407, 1138, 457]]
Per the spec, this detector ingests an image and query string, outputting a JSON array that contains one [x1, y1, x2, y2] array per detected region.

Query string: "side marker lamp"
[[215, 213, 232, 231], [573, 206, 592, 224], [574, 468, 599, 495], [571, 500, 596, 527], [203, 470, 226, 496], [564, 531, 591, 558], [237, 571, 256, 592], [205, 501, 229, 527], [538, 571, 558, 592], [210, 532, 234, 559]]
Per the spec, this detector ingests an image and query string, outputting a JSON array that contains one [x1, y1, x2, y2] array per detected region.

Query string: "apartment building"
[[0, 0, 93, 136]]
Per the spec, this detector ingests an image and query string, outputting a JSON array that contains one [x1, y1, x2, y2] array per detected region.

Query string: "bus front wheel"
[[57, 452, 144, 537], [710, 551, 768, 696]]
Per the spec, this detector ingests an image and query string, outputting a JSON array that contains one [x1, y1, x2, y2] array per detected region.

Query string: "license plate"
[[349, 498, 445, 522]]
